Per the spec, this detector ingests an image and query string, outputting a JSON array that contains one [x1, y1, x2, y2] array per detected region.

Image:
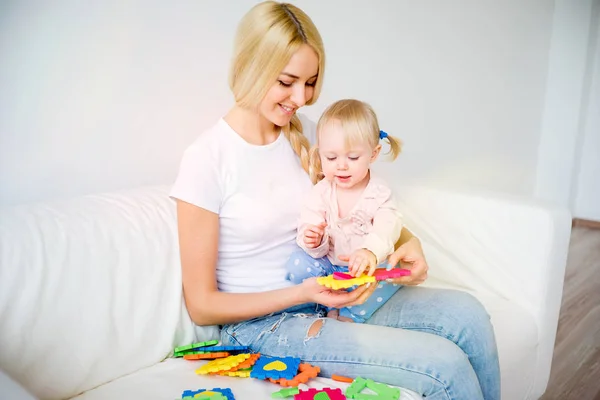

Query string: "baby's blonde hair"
[[310, 99, 402, 183], [229, 1, 325, 175]]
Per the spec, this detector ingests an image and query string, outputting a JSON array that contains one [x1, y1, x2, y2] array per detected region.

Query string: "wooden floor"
[[540, 227, 600, 400]]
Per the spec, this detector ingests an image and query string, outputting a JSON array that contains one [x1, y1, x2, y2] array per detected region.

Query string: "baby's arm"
[[297, 183, 330, 258], [361, 192, 403, 265]]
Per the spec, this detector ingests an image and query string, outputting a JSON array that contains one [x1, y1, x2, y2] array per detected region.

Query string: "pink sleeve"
[[361, 189, 403, 264], [297, 181, 330, 259]]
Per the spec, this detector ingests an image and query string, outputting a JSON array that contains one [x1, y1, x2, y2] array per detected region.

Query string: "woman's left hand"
[[385, 237, 429, 286]]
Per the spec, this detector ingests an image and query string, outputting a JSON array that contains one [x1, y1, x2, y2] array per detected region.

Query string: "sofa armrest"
[[395, 185, 571, 396]]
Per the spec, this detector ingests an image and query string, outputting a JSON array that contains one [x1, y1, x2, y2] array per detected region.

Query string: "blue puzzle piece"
[[181, 388, 235, 400], [249, 356, 301, 380], [191, 345, 249, 353]]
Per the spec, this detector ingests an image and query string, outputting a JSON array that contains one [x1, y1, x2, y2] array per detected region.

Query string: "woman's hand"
[[385, 237, 429, 286], [299, 277, 377, 309]]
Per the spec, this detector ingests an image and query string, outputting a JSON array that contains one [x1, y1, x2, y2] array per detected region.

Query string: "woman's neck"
[[224, 106, 280, 145]]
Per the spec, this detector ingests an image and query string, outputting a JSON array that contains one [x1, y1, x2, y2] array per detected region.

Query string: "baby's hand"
[[303, 222, 327, 249], [349, 249, 377, 277]]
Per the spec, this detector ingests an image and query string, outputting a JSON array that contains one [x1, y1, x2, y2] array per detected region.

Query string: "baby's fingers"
[[356, 258, 370, 277]]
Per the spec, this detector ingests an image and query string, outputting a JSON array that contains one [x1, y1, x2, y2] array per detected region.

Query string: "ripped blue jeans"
[[221, 287, 501, 400]]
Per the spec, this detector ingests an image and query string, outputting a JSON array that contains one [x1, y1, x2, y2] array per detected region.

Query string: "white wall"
[[535, 0, 597, 214], [572, 2, 600, 221], [0, 0, 555, 206]]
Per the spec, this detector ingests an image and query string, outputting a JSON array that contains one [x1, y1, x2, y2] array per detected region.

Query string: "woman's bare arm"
[[176, 199, 310, 325], [395, 226, 415, 250]]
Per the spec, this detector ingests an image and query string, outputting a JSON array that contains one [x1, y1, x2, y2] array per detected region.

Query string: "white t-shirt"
[[170, 115, 316, 293]]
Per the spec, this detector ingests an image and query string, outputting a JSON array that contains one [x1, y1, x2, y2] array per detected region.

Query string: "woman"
[[170, 2, 500, 399]]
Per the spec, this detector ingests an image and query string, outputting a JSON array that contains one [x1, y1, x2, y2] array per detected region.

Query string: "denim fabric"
[[285, 247, 400, 322], [221, 287, 500, 400]]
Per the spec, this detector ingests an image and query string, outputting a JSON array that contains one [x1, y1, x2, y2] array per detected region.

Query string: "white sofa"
[[0, 184, 571, 400]]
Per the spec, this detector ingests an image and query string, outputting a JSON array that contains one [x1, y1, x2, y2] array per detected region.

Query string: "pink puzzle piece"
[[332, 272, 354, 280], [294, 387, 346, 400], [374, 268, 411, 280]]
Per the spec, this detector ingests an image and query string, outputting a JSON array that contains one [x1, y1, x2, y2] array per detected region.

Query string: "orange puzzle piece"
[[228, 353, 261, 372], [268, 363, 321, 387], [184, 352, 230, 360], [332, 374, 354, 383]]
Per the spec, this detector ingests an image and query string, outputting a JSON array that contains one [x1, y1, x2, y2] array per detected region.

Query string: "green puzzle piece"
[[345, 376, 400, 400], [174, 339, 219, 354]]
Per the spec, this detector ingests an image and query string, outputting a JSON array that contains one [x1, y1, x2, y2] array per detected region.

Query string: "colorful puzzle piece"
[[268, 363, 320, 387], [250, 356, 301, 380], [373, 268, 411, 281], [271, 387, 300, 398], [317, 274, 375, 290], [294, 388, 346, 400], [331, 374, 354, 383], [195, 354, 251, 375], [190, 345, 249, 353], [228, 353, 261, 371], [184, 352, 230, 360], [332, 272, 354, 280], [345, 377, 400, 400], [175, 340, 219, 354], [181, 388, 235, 400], [217, 368, 252, 378]]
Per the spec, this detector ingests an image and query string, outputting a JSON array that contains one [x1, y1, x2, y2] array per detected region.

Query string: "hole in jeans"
[[304, 318, 325, 345]]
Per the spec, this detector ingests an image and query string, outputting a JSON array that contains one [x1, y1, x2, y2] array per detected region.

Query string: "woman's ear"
[[371, 144, 382, 162]]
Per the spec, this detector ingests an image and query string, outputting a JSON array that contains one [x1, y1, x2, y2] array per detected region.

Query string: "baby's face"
[[318, 120, 374, 190]]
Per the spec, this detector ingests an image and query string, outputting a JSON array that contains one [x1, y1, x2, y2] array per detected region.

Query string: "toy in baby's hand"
[[316, 268, 411, 290]]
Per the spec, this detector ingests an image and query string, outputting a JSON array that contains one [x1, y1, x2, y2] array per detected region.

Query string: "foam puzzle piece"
[[345, 377, 400, 400], [332, 272, 354, 280], [268, 363, 321, 387], [228, 353, 261, 371], [294, 388, 346, 400], [181, 388, 235, 400], [217, 369, 252, 378], [184, 352, 230, 360], [271, 387, 300, 398], [331, 374, 354, 383], [373, 268, 411, 281], [175, 340, 219, 354], [317, 274, 375, 290], [191, 345, 250, 353], [195, 354, 251, 375], [250, 356, 301, 380]]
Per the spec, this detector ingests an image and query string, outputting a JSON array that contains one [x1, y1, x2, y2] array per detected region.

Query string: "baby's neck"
[[335, 172, 370, 218]]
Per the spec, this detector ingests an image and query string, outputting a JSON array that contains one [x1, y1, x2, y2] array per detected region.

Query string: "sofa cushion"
[[0, 187, 218, 400]]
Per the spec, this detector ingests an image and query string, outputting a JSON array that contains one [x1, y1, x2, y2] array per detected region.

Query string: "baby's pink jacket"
[[297, 173, 403, 266]]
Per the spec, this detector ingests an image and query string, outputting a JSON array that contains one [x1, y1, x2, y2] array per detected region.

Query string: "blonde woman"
[[170, 2, 500, 399]]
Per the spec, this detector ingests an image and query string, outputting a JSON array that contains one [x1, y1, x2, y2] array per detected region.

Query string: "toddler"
[[286, 99, 403, 322]]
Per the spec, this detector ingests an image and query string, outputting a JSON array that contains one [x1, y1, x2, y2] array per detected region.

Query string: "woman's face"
[[260, 44, 319, 127]]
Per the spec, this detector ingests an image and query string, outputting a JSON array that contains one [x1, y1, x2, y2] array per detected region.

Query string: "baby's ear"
[[371, 144, 382, 162]]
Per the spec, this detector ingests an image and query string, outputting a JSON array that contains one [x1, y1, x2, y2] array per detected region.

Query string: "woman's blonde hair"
[[309, 99, 402, 183], [229, 1, 325, 175]]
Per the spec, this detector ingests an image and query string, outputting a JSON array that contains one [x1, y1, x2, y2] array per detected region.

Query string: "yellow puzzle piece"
[[218, 369, 252, 378], [195, 354, 251, 375], [316, 274, 376, 290]]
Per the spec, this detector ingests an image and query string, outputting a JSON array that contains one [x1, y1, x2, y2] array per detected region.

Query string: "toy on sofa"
[[175, 342, 400, 400], [345, 377, 400, 399], [182, 388, 235, 400]]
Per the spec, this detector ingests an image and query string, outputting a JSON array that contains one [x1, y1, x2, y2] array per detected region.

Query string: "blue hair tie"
[[379, 130, 388, 140]]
